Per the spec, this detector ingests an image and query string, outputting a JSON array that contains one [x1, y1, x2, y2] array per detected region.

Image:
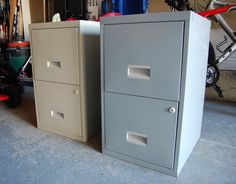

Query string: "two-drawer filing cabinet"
[[30, 21, 100, 142], [101, 12, 211, 176]]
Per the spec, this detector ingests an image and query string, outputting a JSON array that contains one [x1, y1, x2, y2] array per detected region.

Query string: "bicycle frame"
[[165, 0, 236, 97], [198, 0, 236, 65], [18, 55, 32, 78]]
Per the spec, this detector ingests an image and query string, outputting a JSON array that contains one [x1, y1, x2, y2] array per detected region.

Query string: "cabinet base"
[[38, 124, 87, 142], [103, 149, 178, 177]]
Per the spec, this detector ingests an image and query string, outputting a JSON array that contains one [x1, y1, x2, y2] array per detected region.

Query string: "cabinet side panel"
[[101, 24, 106, 151], [80, 21, 101, 140], [176, 13, 211, 175]]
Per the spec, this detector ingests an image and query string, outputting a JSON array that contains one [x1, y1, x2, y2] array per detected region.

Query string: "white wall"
[[148, 0, 169, 12], [21, 0, 45, 41]]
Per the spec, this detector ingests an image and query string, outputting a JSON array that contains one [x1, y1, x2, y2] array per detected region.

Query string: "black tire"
[[206, 64, 220, 87], [208, 42, 216, 65], [3, 85, 21, 108], [17, 82, 25, 94], [0, 60, 18, 84]]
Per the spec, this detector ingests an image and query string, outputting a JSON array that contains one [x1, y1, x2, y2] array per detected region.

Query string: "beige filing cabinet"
[[30, 21, 100, 142]]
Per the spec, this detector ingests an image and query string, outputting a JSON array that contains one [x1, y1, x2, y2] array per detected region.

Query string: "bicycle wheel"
[[2, 85, 21, 108], [208, 42, 216, 65], [206, 64, 220, 87], [0, 60, 18, 84]]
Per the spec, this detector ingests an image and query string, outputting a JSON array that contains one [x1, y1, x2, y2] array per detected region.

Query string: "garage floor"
[[0, 86, 236, 184]]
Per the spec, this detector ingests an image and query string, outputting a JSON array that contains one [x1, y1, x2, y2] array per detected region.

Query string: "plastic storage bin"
[[6, 41, 30, 72]]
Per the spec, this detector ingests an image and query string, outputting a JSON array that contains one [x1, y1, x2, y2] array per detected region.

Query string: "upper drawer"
[[103, 21, 184, 101], [31, 28, 79, 85]]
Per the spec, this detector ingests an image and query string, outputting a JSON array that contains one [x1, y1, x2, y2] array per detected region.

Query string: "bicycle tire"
[[0, 60, 18, 84], [206, 64, 220, 87], [2, 85, 21, 108]]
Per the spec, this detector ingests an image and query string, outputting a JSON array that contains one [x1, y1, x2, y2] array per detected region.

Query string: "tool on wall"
[[0, 0, 10, 53], [11, 0, 23, 41], [87, 0, 101, 20]]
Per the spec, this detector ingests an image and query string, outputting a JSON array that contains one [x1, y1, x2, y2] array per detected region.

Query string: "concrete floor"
[[0, 87, 236, 184]]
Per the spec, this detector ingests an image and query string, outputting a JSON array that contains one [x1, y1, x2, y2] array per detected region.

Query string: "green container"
[[6, 46, 30, 73], [8, 56, 28, 72]]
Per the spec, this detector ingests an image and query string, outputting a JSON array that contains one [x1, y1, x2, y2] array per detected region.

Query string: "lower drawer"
[[35, 80, 82, 139], [104, 92, 178, 169]]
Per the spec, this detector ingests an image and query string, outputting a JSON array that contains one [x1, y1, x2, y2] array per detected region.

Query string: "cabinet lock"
[[73, 89, 79, 95], [169, 107, 176, 113]]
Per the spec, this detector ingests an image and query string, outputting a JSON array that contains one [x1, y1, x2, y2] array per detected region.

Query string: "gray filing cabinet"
[[30, 21, 100, 142], [101, 11, 211, 176]]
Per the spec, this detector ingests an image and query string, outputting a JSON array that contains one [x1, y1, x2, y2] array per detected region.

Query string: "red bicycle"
[[165, 0, 236, 97]]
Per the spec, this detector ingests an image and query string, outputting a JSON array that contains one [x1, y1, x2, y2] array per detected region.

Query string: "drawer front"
[[104, 92, 178, 169], [35, 81, 82, 137], [104, 22, 183, 101], [32, 28, 79, 85]]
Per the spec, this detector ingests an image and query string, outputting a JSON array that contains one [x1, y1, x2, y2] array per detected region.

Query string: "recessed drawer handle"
[[127, 65, 150, 80], [126, 131, 147, 146], [47, 60, 61, 69], [50, 111, 64, 119]]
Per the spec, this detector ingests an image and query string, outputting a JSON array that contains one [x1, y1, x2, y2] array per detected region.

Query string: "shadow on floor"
[[204, 98, 236, 117], [86, 134, 102, 152]]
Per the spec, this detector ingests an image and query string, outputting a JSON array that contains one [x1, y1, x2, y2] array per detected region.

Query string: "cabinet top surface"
[[101, 11, 208, 25], [29, 20, 99, 30]]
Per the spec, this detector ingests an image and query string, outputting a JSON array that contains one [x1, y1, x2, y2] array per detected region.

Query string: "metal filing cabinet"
[[30, 21, 100, 142], [101, 11, 211, 176]]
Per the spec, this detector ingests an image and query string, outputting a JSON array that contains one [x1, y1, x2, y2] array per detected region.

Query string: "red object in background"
[[199, 4, 236, 17], [8, 41, 30, 48], [101, 12, 121, 18], [0, 95, 10, 101], [97, 12, 121, 21], [67, 17, 77, 21]]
